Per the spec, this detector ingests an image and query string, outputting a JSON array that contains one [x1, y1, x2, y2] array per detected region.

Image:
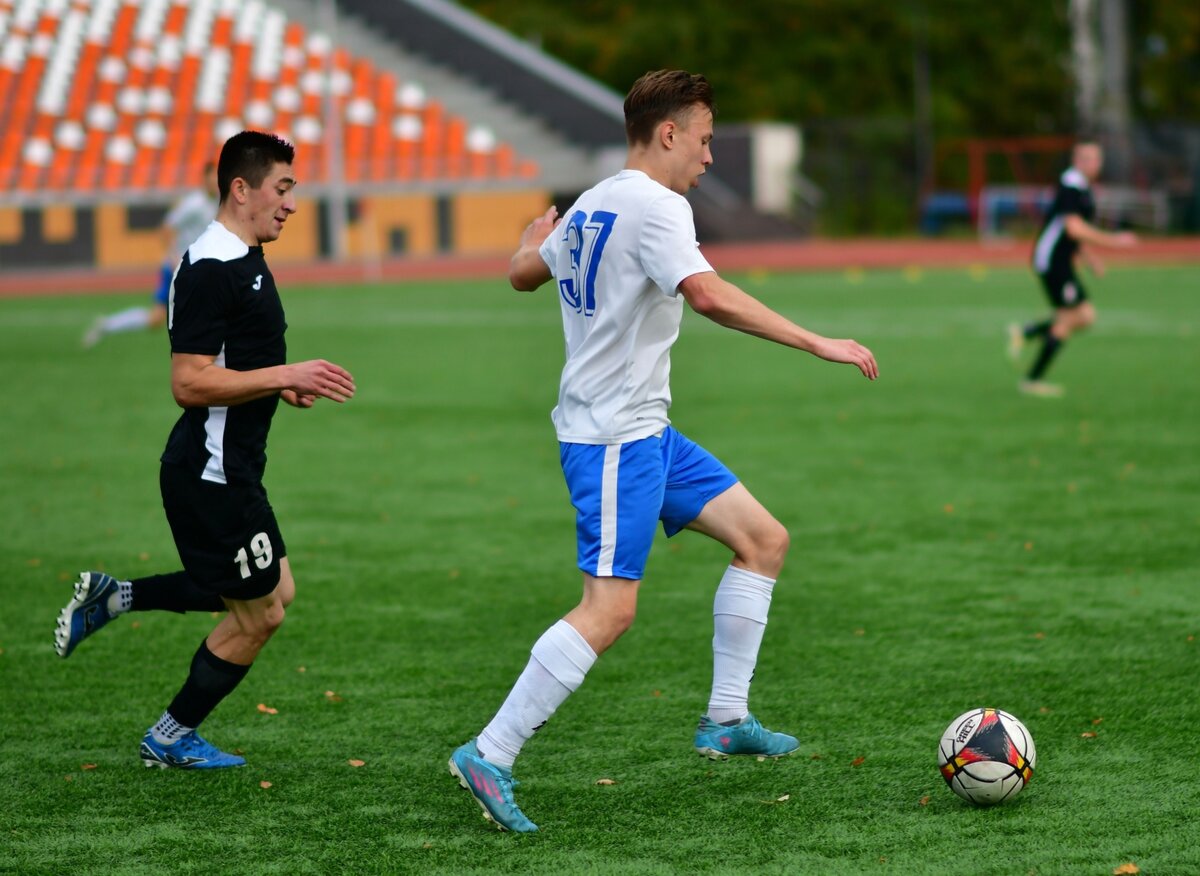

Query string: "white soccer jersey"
[[164, 190, 218, 260], [539, 169, 714, 444]]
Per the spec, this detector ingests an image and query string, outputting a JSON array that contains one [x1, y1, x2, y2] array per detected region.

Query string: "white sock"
[[107, 581, 133, 615], [103, 307, 152, 334], [707, 565, 775, 725], [150, 710, 193, 745], [477, 619, 597, 769]]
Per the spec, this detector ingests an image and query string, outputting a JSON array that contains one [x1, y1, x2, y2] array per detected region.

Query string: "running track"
[[2, 237, 1196, 298]]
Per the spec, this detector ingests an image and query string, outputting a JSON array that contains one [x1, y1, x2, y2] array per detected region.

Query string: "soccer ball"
[[937, 708, 1036, 806]]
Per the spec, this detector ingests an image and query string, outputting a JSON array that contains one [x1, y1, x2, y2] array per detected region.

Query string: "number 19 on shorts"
[[234, 532, 273, 579]]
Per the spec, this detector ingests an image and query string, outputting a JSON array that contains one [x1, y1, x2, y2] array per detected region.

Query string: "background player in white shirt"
[[83, 162, 219, 348], [450, 70, 878, 833]]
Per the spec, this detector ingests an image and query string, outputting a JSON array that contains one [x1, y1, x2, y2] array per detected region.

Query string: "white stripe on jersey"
[[595, 444, 621, 577], [173, 221, 251, 331], [200, 344, 228, 484], [1033, 215, 1064, 274], [1034, 168, 1089, 274]]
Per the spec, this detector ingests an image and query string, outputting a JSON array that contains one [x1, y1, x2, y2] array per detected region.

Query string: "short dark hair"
[[623, 70, 714, 146], [217, 131, 295, 203]]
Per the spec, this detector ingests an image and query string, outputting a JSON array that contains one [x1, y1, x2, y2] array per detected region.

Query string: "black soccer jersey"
[[161, 221, 287, 485], [1032, 167, 1096, 277]]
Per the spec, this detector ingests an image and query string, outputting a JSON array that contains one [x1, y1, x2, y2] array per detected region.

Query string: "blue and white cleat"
[[54, 571, 122, 658], [140, 731, 246, 769], [449, 739, 538, 833], [694, 713, 799, 761]]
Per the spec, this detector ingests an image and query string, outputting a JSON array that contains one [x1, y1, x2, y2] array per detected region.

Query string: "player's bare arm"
[[678, 271, 878, 380], [1078, 246, 1107, 278], [509, 205, 560, 291], [171, 353, 356, 408], [1063, 214, 1138, 250]]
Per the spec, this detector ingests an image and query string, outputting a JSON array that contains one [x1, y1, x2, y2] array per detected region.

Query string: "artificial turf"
[[1, 264, 1197, 874]]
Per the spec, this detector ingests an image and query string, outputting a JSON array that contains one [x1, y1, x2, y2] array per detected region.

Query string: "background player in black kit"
[[54, 131, 356, 768], [1009, 139, 1138, 397]]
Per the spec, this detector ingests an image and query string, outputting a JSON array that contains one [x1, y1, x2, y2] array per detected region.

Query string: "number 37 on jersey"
[[558, 210, 617, 317]]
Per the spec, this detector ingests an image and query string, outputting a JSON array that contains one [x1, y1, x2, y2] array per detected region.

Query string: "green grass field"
[[2, 264, 1198, 875]]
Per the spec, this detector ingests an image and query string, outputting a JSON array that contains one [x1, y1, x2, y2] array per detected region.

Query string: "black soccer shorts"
[[160, 462, 286, 601], [1038, 266, 1089, 309]]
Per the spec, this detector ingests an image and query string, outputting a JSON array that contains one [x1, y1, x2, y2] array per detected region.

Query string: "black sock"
[[165, 639, 252, 728], [1023, 319, 1052, 339], [131, 571, 226, 614], [1028, 334, 1064, 380]]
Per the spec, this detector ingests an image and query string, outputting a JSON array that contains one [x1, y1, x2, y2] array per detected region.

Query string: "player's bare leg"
[[685, 484, 798, 759], [140, 560, 292, 769], [1021, 302, 1095, 397], [451, 573, 632, 832]]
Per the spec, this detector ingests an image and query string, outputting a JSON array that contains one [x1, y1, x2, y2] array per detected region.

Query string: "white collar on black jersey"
[[1061, 167, 1090, 190], [187, 220, 251, 263]]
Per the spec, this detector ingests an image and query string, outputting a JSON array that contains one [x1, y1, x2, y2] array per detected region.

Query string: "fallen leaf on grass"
[[348, 759, 365, 767], [297, 666, 306, 673], [138, 552, 150, 561], [233, 749, 245, 756], [919, 796, 930, 806], [810, 753, 823, 760], [81, 763, 97, 771], [422, 842, 433, 849], [760, 794, 791, 804], [595, 778, 616, 786], [853, 628, 866, 637], [64, 775, 73, 782], [1081, 732, 1097, 739], [1039, 707, 1052, 714], [259, 781, 272, 789], [1092, 717, 1103, 725], [1113, 864, 1140, 875], [256, 703, 278, 715], [130, 621, 141, 629], [324, 690, 343, 703], [851, 757, 866, 767], [1032, 632, 1046, 640]]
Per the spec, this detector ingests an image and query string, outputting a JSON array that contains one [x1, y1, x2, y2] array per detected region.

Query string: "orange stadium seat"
[[369, 72, 395, 181], [0, 5, 52, 190], [2, 0, 536, 195]]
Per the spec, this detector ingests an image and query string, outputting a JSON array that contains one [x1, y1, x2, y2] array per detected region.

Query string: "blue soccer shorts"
[[153, 263, 174, 306], [559, 426, 739, 580]]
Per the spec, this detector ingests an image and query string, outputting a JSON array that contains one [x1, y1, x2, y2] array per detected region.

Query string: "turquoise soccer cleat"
[[449, 739, 538, 833], [54, 571, 122, 658], [139, 731, 246, 769], [694, 713, 799, 761]]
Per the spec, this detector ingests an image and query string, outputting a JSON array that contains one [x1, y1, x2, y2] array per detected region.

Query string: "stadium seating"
[[0, 0, 538, 193]]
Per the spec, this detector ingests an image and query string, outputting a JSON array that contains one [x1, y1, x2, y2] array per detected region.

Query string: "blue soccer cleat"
[[54, 571, 122, 658], [694, 713, 799, 761], [140, 730, 246, 769], [449, 739, 538, 833]]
